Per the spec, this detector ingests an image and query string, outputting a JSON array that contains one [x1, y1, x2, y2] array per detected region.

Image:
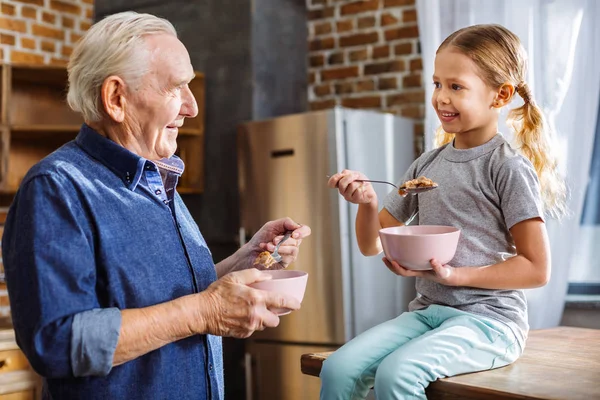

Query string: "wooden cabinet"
[[0, 328, 41, 400], [0, 63, 205, 206], [0, 391, 35, 400]]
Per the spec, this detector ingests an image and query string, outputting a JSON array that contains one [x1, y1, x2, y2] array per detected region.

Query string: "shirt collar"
[[442, 133, 506, 163], [75, 124, 185, 191]]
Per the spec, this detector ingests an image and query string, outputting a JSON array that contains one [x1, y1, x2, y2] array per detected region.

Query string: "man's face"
[[125, 34, 198, 160]]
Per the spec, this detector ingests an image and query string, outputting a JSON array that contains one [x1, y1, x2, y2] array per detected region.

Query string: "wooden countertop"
[[0, 316, 16, 351], [0, 315, 42, 398], [0, 329, 17, 352], [301, 326, 600, 400]]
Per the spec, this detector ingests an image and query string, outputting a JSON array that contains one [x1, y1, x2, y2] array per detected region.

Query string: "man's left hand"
[[247, 218, 311, 269]]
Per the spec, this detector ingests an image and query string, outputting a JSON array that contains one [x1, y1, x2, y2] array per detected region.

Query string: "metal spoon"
[[327, 176, 438, 195], [271, 231, 292, 263], [357, 179, 438, 194]]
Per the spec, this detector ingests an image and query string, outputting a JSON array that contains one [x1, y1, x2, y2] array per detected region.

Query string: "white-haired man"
[[2, 12, 310, 399]]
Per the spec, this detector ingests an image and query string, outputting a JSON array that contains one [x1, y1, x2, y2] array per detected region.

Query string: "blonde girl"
[[321, 24, 565, 400]]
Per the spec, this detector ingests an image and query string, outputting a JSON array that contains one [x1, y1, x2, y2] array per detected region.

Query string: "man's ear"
[[101, 76, 127, 123], [493, 82, 516, 108]]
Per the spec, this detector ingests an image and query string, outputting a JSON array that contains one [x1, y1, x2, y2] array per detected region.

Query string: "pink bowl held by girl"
[[379, 225, 461, 270]]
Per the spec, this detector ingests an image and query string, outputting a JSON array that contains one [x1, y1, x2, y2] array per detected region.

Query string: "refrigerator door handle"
[[239, 227, 254, 247], [270, 148, 295, 158], [244, 352, 258, 400], [239, 227, 247, 247], [244, 352, 252, 400]]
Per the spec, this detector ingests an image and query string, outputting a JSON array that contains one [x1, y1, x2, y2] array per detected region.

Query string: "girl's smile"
[[437, 110, 460, 123]]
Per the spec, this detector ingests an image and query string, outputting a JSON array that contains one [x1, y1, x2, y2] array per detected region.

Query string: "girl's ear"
[[493, 82, 516, 108]]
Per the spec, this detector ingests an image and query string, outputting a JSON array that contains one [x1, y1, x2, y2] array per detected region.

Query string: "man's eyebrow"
[[173, 74, 195, 87]]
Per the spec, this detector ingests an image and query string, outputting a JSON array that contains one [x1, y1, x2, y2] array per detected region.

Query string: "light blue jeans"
[[319, 305, 522, 400]]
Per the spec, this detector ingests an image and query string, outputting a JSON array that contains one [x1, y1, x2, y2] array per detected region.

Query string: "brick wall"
[[306, 0, 425, 151], [0, 0, 94, 316], [0, 0, 94, 66]]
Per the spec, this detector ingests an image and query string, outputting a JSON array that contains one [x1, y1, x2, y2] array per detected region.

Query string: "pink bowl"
[[249, 270, 308, 315], [379, 225, 461, 270]]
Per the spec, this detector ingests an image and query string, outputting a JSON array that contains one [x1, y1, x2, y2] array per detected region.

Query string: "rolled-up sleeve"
[[71, 308, 121, 377], [3, 174, 117, 378]]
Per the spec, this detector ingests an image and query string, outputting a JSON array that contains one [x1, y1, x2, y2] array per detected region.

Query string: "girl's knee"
[[319, 350, 353, 383], [374, 358, 425, 399], [319, 351, 367, 400]]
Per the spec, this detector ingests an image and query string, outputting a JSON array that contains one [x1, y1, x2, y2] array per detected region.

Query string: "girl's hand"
[[327, 170, 377, 205], [382, 257, 459, 286]]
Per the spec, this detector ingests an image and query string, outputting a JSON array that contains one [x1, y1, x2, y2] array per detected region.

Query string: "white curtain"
[[416, 0, 600, 328]]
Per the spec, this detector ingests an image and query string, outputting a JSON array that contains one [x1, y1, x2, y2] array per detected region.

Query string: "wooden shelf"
[[9, 125, 81, 133], [9, 126, 201, 135], [0, 63, 206, 194], [176, 187, 202, 195], [178, 128, 203, 136]]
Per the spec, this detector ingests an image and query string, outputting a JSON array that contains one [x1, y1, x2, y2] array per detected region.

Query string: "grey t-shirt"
[[383, 134, 544, 347]]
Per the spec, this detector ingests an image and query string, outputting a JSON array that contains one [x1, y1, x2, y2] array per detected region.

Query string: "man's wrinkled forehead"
[[145, 34, 194, 84]]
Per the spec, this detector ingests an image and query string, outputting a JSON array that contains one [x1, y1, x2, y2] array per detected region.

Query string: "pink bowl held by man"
[[379, 225, 461, 271], [249, 270, 308, 315]]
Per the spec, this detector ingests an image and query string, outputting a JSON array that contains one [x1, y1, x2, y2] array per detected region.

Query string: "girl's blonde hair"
[[434, 24, 567, 218]]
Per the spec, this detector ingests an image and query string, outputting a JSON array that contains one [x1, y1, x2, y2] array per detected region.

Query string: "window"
[[569, 94, 600, 295]]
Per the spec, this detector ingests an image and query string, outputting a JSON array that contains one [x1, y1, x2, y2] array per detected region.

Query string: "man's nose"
[[181, 87, 198, 118]]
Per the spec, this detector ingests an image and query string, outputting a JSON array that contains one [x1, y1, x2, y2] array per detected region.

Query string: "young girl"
[[321, 24, 566, 400]]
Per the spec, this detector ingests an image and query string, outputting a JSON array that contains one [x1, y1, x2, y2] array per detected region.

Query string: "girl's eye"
[[452, 84, 462, 90], [433, 82, 441, 89]]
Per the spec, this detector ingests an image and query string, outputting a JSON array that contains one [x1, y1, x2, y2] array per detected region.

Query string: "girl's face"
[[431, 47, 500, 146]]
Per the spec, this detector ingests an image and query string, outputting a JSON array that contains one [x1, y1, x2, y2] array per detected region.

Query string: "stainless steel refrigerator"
[[237, 107, 417, 400]]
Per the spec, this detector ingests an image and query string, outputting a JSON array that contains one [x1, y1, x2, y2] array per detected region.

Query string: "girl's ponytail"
[[508, 82, 567, 218]]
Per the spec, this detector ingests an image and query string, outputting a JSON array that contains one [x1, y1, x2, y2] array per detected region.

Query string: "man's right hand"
[[196, 268, 300, 338]]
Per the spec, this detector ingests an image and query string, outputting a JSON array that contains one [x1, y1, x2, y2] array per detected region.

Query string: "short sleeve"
[[495, 156, 545, 229]]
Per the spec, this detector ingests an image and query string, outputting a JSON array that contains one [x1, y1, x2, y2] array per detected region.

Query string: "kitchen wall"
[[306, 0, 425, 152], [0, 0, 95, 317], [0, 0, 93, 66]]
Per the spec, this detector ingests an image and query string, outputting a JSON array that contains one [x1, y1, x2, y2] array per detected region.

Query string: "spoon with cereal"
[[252, 231, 292, 269], [397, 176, 438, 196], [333, 175, 438, 196]]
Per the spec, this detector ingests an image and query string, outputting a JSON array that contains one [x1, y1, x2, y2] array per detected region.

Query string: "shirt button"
[[209, 363, 213, 371], [163, 199, 169, 205], [155, 189, 162, 195]]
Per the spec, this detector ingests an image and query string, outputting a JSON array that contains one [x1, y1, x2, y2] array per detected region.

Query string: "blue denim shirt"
[[2, 124, 223, 399]]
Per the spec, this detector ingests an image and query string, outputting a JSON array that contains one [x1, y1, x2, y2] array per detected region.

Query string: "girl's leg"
[[319, 310, 433, 400], [373, 307, 522, 400]]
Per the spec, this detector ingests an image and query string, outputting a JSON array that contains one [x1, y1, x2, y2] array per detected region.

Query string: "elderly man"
[[2, 11, 310, 400]]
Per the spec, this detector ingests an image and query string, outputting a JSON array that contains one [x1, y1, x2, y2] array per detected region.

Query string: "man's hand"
[[247, 218, 311, 269], [197, 269, 301, 338]]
